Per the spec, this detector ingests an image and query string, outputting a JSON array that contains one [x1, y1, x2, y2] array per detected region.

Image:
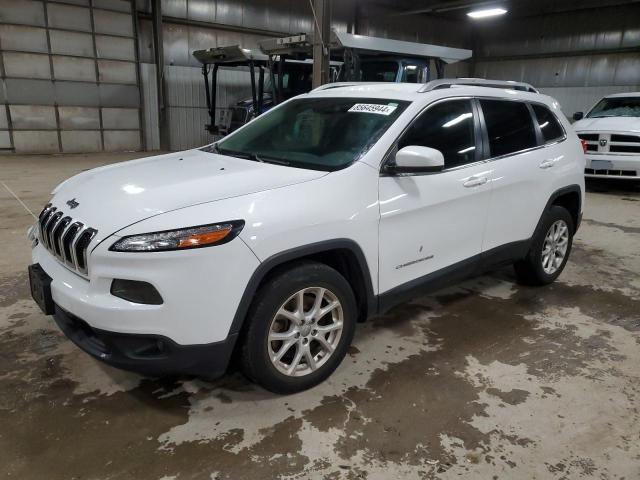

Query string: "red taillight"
[[580, 139, 588, 154]]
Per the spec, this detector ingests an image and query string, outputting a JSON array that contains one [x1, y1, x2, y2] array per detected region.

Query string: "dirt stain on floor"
[[1, 252, 639, 478]]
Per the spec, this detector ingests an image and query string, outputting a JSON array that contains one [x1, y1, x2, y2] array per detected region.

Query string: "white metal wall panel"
[[102, 107, 140, 129], [12, 131, 59, 153], [3, 52, 51, 79], [140, 62, 160, 150], [0, 25, 48, 53], [49, 30, 95, 56], [0, 108, 8, 129], [104, 130, 141, 150], [61, 131, 102, 152], [0, 0, 46, 27], [476, 5, 640, 58], [9, 105, 57, 129], [93, 0, 132, 12], [58, 107, 101, 129], [97, 59, 137, 83], [53, 56, 97, 82], [95, 35, 136, 61], [540, 86, 640, 119], [0, 0, 142, 153], [164, 64, 254, 150], [93, 9, 134, 36], [47, 3, 92, 32]]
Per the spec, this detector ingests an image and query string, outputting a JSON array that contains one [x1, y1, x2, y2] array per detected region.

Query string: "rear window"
[[532, 104, 564, 144], [480, 99, 537, 157]]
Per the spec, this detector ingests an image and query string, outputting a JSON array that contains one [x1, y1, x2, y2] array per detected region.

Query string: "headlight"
[[109, 221, 245, 252]]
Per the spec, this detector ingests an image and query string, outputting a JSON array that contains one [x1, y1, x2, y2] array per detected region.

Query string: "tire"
[[239, 261, 357, 394], [514, 205, 574, 286]]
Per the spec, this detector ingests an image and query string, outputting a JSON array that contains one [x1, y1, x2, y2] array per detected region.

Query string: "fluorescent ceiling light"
[[467, 7, 507, 19]]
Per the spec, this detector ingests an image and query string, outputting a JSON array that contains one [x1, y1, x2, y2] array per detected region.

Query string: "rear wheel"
[[239, 261, 357, 394], [514, 205, 574, 285]]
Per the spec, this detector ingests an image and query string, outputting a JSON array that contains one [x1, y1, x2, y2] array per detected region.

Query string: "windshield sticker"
[[348, 103, 398, 115]]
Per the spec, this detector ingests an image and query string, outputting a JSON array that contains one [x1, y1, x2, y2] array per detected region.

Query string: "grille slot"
[[36, 205, 98, 275], [585, 168, 637, 177], [611, 134, 639, 143], [578, 132, 640, 155], [610, 145, 640, 154], [577, 133, 599, 141]]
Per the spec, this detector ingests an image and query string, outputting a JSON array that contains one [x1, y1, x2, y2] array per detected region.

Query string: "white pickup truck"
[[574, 92, 640, 180]]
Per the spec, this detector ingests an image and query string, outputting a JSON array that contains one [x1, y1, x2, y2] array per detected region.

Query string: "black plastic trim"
[[110, 279, 164, 305], [229, 239, 376, 336], [540, 184, 582, 233], [376, 185, 581, 314], [53, 305, 236, 377], [377, 240, 531, 314]]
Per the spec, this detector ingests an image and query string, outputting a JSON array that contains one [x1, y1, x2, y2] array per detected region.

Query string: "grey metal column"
[[312, 0, 331, 88], [152, 0, 169, 150]]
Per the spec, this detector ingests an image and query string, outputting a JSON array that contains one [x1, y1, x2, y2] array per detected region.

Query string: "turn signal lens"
[[178, 227, 232, 248], [110, 221, 244, 252]]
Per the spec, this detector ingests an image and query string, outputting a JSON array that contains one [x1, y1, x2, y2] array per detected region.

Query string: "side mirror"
[[388, 146, 445, 174], [573, 111, 584, 121]]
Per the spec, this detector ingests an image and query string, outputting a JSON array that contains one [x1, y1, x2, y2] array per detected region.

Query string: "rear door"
[[479, 99, 565, 251], [378, 98, 492, 295]]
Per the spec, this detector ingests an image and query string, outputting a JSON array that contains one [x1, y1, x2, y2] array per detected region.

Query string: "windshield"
[[587, 97, 640, 118], [360, 61, 400, 82], [211, 97, 409, 171]]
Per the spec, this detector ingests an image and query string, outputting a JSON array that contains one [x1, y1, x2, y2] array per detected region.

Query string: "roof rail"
[[311, 82, 385, 92], [419, 78, 539, 93]]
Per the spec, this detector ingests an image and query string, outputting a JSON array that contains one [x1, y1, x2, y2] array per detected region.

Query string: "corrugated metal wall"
[[0, 0, 143, 154], [472, 4, 640, 116], [136, 0, 355, 150]]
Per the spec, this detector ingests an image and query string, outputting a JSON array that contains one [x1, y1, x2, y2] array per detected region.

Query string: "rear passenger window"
[[399, 99, 477, 168], [480, 100, 537, 157], [532, 104, 564, 144]]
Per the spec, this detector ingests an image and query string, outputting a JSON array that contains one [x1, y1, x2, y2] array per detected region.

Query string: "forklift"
[[194, 31, 471, 135], [193, 45, 269, 135], [193, 46, 337, 135], [259, 30, 472, 88]]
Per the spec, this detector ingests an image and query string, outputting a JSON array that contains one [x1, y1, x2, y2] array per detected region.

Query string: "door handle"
[[463, 176, 488, 188], [539, 159, 555, 169]]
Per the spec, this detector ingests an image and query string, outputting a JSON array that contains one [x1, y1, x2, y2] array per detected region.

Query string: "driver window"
[[404, 65, 419, 83], [398, 99, 477, 169]]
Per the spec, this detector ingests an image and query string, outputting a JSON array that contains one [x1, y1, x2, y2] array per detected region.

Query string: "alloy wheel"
[[541, 219, 569, 275], [267, 287, 344, 377]]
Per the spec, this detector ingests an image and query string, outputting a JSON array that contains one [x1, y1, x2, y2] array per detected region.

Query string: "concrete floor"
[[1, 153, 639, 480]]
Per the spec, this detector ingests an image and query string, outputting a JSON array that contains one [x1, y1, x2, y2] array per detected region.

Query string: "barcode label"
[[348, 103, 398, 115]]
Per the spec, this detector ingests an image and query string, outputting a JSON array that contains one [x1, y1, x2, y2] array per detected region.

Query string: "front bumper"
[[31, 232, 259, 345], [53, 304, 237, 377], [584, 154, 640, 180]]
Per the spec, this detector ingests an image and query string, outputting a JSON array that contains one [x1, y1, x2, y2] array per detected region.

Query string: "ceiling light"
[[467, 7, 507, 19]]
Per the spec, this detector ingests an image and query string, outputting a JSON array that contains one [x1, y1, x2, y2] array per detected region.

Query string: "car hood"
[[573, 116, 640, 133], [48, 149, 327, 240]]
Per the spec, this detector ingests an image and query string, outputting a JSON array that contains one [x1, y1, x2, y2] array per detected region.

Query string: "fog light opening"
[[110, 279, 163, 305]]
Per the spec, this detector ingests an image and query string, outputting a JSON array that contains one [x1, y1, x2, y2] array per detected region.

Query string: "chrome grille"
[[578, 133, 640, 155], [38, 203, 97, 275]]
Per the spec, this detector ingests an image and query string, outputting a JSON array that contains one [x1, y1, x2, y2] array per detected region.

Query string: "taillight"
[[580, 139, 588, 154]]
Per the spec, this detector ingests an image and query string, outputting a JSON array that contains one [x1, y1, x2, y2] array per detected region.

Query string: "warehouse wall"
[[357, 4, 473, 79], [472, 4, 640, 117], [135, 0, 356, 150], [0, 0, 142, 154]]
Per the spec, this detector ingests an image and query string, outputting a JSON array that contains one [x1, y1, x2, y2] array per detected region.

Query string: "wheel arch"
[[547, 185, 582, 233], [229, 239, 377, 337]]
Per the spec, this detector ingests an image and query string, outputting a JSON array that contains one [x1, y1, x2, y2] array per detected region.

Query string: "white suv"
[[28, 81, 585, 393], [573, 92, 640, 180]]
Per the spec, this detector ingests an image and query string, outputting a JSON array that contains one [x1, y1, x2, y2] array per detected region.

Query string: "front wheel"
[[239, 261, 357, 394], [514, 205, 574, 286]]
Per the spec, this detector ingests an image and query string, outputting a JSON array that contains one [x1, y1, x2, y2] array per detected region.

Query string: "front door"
[[378, 98, 492, 295]]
